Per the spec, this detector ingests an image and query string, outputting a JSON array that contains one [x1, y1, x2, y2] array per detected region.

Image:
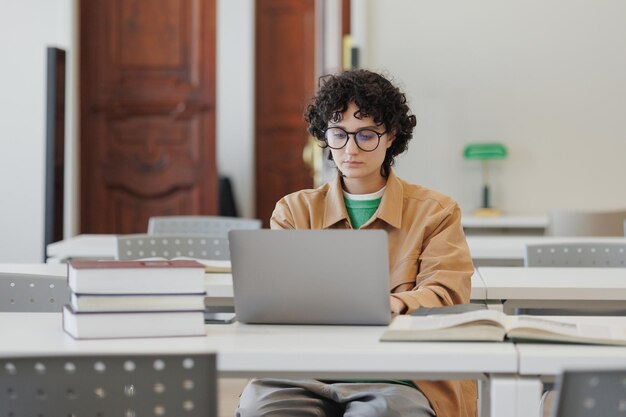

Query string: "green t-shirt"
[[344, 196, 382, 229]]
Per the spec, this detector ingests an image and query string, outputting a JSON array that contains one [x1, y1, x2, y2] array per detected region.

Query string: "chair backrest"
[[0, 353, 217, 417], [0, 273, 69, 312], [147, 215, 261, 237], [116, 234, 230, 260], [552, 369, 626, 417], [547, 209, 626, 237], [525, 242, 626, 267]]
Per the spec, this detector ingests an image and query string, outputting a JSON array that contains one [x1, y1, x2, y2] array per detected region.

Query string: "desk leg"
[[488, 375, 542, 417]]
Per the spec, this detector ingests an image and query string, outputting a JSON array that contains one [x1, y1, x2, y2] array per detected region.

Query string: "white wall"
[[363, 0, 626, 214], [216, 0, 255, 219], [0, 0, 75, 262], [4, 1, 626, 261]]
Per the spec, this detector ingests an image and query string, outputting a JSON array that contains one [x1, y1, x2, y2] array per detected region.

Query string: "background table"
[[1, 263, 487, 306], [478, 267, 626, 313], [462, 215, 547, 236], [467, 236, 626, 266]]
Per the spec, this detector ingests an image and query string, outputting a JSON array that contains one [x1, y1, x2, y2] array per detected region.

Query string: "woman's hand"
[[390, 296, 406, 317]]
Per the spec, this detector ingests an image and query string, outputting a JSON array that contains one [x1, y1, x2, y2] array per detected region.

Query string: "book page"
[[505, 316, 626, 345], [504, 316, 580, 336], [390, 309, 506, 331]]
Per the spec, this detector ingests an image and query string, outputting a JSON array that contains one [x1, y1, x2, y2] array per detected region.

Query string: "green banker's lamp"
[[463, 143, 508, 217]]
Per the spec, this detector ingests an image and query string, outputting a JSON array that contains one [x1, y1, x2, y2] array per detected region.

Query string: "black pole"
[[482, 185, 490, 208]]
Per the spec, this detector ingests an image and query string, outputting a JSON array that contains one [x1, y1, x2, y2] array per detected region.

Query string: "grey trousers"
[[236, 378, 436, 417]]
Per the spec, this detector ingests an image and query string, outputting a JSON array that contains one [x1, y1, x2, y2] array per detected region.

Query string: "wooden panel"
[[119, 0, 183, 68], [81, 0, 216, 234], [255, 0, 316, 226]]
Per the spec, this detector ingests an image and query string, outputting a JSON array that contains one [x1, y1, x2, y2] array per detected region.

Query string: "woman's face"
[[327, 102, 395, 194]]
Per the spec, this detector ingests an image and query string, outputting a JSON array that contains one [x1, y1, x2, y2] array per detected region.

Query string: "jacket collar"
[[322, 174, 349, 228], [374, 170, 403, 229], [322, 170, 403, 229]]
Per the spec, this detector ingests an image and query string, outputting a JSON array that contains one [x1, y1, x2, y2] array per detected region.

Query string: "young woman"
[[237, 70, 476, 417]]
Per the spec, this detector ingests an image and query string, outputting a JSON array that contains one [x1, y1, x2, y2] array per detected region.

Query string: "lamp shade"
[[463, 143, 507, 160]]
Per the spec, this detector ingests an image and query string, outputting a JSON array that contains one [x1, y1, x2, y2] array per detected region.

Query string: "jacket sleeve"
[[390, 202, 474, 313], [269, 198, 296, 230]]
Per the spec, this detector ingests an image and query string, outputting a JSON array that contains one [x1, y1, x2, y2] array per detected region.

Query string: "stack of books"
[[62, 259, 207, 339]]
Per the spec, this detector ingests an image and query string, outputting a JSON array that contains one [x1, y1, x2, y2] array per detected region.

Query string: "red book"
[[68, 259, 206, 294]]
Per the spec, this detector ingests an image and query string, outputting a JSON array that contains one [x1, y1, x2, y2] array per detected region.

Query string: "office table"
[[478, 267, 626, 313], [2, 263, 487, 304], [46, 234, 626, 267], [515, 316, 626, 417], [466, 236, 626, 266], [0, 263, 234, 306], [47, 233, 543, 264], [0, 312, 520, 417], [47, 234, 118, 261], [462, 215, 547, 236], [42, 233, 562, 265]]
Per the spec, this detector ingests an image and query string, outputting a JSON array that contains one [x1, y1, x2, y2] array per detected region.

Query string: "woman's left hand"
[[390, 296, 406, 316]]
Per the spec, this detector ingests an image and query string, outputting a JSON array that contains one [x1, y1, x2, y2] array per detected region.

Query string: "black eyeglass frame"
[[323, 127, 387, 152]]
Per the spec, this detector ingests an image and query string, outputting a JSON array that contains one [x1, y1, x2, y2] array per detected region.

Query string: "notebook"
[[228, 229, 392, 326]]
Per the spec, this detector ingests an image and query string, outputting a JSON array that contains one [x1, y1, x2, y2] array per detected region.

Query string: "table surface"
[[0, 313, 518, 379], [1, 263, 487, 301], [1, 263, 234, 299], [462, 215, 548, 228], [467, 236, 626, 260], [47, 234, 626, 263], [477, 267, 626, 300]]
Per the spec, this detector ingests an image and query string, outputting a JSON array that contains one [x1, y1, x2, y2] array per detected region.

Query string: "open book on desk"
[[381, 310, 626, 346]]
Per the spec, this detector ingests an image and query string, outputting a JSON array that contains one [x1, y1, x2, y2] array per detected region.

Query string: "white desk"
[[47, 234, 117, 262], [515, 316, 626, 417], [0, 263, 68, 276], [43, 233, 556, 266], [467, 236, 626, 266], [478, 267, 626, 313], [47, 234, 626, 267], [0, 263, 234, 305], [462, 215, 548, 236], [0, 312, 519, 416], [48, 234, 538, 265], [1, 263, 487, 305]]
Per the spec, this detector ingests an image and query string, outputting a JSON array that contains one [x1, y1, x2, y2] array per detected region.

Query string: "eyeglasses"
[[323, 127, 387, 152]]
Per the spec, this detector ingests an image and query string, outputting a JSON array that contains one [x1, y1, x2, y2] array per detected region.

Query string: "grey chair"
[[116, 234, 230, 261], [525, 242, 626, 267], [547, 209, 626, 237], [0, 273, 69, 312], [0, 353, 217, 417], [147, 215, 261, 237], [551, 369, 626, 417]]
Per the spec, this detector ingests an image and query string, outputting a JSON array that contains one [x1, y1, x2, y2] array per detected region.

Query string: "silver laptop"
[[228, 229, 391, 325]]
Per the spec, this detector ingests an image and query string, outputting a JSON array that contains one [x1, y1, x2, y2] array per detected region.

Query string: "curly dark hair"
[[304, 69, 417, 177]]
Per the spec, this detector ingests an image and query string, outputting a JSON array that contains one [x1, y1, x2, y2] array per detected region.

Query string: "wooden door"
[[80, 0, 217, 234], [255, 0, 317, 225]]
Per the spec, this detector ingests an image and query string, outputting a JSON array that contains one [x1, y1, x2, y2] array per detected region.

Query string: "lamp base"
[[473, 207, 502, 217]]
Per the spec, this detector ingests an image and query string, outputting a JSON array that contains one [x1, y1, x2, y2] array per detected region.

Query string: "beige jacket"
[[270, 170, 477, 417]]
